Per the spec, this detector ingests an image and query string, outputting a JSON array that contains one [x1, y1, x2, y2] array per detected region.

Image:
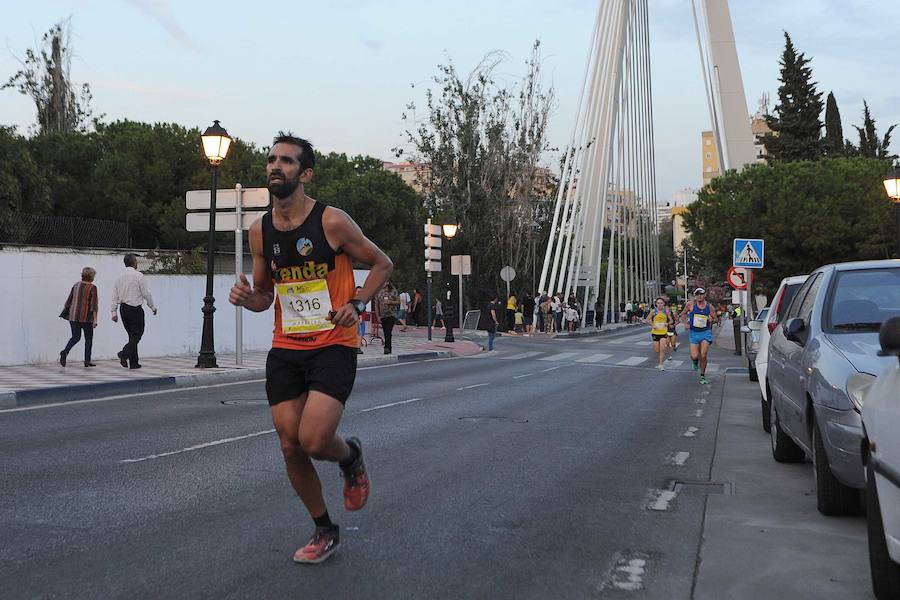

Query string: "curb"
[[553, 324, 643, 339], [1, 350, 456, 409]]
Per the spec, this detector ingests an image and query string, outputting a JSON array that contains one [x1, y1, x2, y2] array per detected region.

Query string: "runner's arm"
[[324, 207, 393, 324], [229, 219, 274, 312]]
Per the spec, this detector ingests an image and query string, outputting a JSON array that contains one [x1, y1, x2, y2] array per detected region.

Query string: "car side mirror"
[[878, 316, 900, 364], [748, 320, 762, 332], [785, 317, 806, 344]]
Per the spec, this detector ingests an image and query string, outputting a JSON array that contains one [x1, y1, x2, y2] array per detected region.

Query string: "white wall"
[[0, 248, 369, 366]]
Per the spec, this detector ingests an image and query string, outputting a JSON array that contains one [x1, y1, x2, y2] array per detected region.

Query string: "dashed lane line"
[[359, 397, 424, 413], [665, 451, 690, 466], [512, 373, 535, 379], [457, 383, 489, 391], [121, 429, 275, 464], [500, 351, 543, 360], [682, 426, 699, 437]]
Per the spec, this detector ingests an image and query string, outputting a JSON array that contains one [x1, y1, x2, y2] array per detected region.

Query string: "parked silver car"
[[768, 259, 900, 515], [742, 307, 768, 381]]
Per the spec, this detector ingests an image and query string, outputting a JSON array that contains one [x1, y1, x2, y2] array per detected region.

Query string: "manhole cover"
[[457, 416, 528, 424], [671, 480, 734, 496], [220, 400, 269, 406]]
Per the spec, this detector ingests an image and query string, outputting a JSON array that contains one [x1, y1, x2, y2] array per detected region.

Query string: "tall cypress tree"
[[852, 100, 897, 160], [762, 33, 824, 162], [823, 92, 844, 156]]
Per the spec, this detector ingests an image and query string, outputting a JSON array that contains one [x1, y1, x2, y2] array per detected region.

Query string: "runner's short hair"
[[273, 131, 315, 171]]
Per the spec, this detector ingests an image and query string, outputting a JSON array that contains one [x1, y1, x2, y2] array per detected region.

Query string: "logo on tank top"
[[296, 238, 314, 257], [272, 243, 281, 256]]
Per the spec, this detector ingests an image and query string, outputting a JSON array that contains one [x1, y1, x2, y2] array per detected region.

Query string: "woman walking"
[[646, 297, 673, 371], [60, 267, 99, 367]]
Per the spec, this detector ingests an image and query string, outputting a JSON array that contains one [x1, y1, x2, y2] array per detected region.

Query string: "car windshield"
[[755, 308, 769, 322], [827, 267, 900, 332]]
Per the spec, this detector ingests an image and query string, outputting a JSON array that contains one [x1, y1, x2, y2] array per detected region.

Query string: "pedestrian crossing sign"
[[733, 238, 764, 269]]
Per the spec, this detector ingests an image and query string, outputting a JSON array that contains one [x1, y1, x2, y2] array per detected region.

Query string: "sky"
[[2, 0, 898, 205]]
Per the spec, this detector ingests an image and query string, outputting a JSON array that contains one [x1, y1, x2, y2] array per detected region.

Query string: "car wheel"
[[770, 401, 804, 463], [761, 391, 771, 433], [812, 417, 860, 516], [867, 463, 900, 598]]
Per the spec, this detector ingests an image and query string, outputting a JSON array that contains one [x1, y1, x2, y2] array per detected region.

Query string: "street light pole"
[[883, 168, 900, 257], [196, 120, 232, 369], [442, 223, 459, 343]]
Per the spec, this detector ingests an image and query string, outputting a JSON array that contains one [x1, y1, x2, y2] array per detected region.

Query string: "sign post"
[[500, 265, 516, 301], [732, 238, 765, 354], [424, 220, 443, 341], [451, 255, 472, 329], [187, 185, 270, 364]]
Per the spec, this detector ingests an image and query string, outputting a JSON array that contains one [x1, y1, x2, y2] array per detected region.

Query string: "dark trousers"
[[63, 321, 93, 363], [381, 316, 395, 352], [506, 309, 515, 332], [120, 303, 145, 365]]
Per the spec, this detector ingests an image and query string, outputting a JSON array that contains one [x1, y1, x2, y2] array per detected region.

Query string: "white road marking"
[[603, 553, 650, 592], [693, 409, 704, 417], [646, 489, 678, 511], [609, 333, 647, 345], [501, 351, 543, 360], [359, 398, 424, 413], [457, 383, 489, 391], [636, 341, 654, 346], [464, 351, 507, 359], [665, 451, 690, 466], [576, 353, 612, 363], [706, 363, 720, 374], [540, 365, 565, 372], [699, 390, 710, 396], [683, 426, 699, 437], [121, 429, 275, 463], [667, 360, 684, 368], [617, 356, 648, 366], [512, 373, 535, 379], [537, 352, 578, 362], [694, 398, 707, 404]]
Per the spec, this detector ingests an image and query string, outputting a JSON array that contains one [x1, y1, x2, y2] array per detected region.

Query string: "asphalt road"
[[1, 326, 743, 599]]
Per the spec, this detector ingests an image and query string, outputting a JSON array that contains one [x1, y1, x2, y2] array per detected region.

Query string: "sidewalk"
[[693, 372, 869, 599], [0, 327, 480, 408]]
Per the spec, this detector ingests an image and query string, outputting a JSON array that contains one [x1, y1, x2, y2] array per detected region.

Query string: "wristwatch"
[[349, 299, 366, 316]]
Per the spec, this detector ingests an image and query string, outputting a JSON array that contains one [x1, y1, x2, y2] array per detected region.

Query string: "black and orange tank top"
[[261, 201, 358, 350]]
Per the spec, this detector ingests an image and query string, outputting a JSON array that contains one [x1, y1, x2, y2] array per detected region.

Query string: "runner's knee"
[[299, 429, 333, 459]]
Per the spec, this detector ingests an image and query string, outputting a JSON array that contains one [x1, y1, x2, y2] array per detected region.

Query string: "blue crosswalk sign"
[[733, 238, 764, 268]]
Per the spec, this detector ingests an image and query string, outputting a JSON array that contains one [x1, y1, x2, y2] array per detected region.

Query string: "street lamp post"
[[196, 120, 233, 368], [442, 223, 458, 343], [882, 168, 900, 257]]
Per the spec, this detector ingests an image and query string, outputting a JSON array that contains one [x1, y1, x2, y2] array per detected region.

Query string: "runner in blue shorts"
[[680, 287, 717, 384]]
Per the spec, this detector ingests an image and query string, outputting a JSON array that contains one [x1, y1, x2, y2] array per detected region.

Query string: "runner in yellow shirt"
[[646, 297, 673, 370]]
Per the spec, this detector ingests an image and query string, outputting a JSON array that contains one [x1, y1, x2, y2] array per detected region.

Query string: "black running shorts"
[[652, 333, 668, 341], [265, 345, 358, 406]]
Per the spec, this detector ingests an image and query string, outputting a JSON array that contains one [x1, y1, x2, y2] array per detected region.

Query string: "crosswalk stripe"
[[666, 360, 684, 368], [501, 351, 543, 360], [706, 363, 720, 373], [576, 353, 612, 363], [609, 333, 648, 344], [617, 356, 648, 366], [537, 352, 578, 362], [636, 341, 654, 346], [465, 351, 507, 359]]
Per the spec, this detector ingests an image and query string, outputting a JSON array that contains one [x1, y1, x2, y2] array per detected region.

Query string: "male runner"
[[229, 132, 393, 564], [680, 287, 717, 384]]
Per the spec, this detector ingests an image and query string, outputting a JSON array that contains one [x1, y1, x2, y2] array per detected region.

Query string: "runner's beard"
[[268, 175, 300, 199]]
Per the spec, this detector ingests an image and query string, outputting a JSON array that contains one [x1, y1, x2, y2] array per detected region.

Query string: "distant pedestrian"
[[377, 282, 400, 354], [522, 292, 535, 335], [412, 288, 423, 327], [552, 292, 563, 333], [594, 297, 603, 328], [433, 297, 444, 329], [59, 267, 99, 368], [398, 289, 410, 331], [514, 307, 524, 334], [486, 293, 500, 351], [506, 293, 517, 332], [111, 254, 157, 369], [564, 305, 578, 332]]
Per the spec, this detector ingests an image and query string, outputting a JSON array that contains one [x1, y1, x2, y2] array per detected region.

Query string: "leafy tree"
[[657, 218, 676, 286], [762, 33, 824, 162], [306, 152, 425, 290], [2, 21, 97, 134], [0, 126, 48, 214], [683, 158, 896, 296], [398, 41, 556, 307], [823, 92, 844, 156], [851, 100, 896, 160]]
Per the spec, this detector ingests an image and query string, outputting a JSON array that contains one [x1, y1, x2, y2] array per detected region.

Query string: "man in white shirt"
[[398, 290, 410, 332], [111, 254, 157, 369]]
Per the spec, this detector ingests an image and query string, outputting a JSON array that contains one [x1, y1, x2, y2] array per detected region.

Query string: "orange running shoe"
[[341, 437, 370, 511], [293, 526, 340, 564]]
